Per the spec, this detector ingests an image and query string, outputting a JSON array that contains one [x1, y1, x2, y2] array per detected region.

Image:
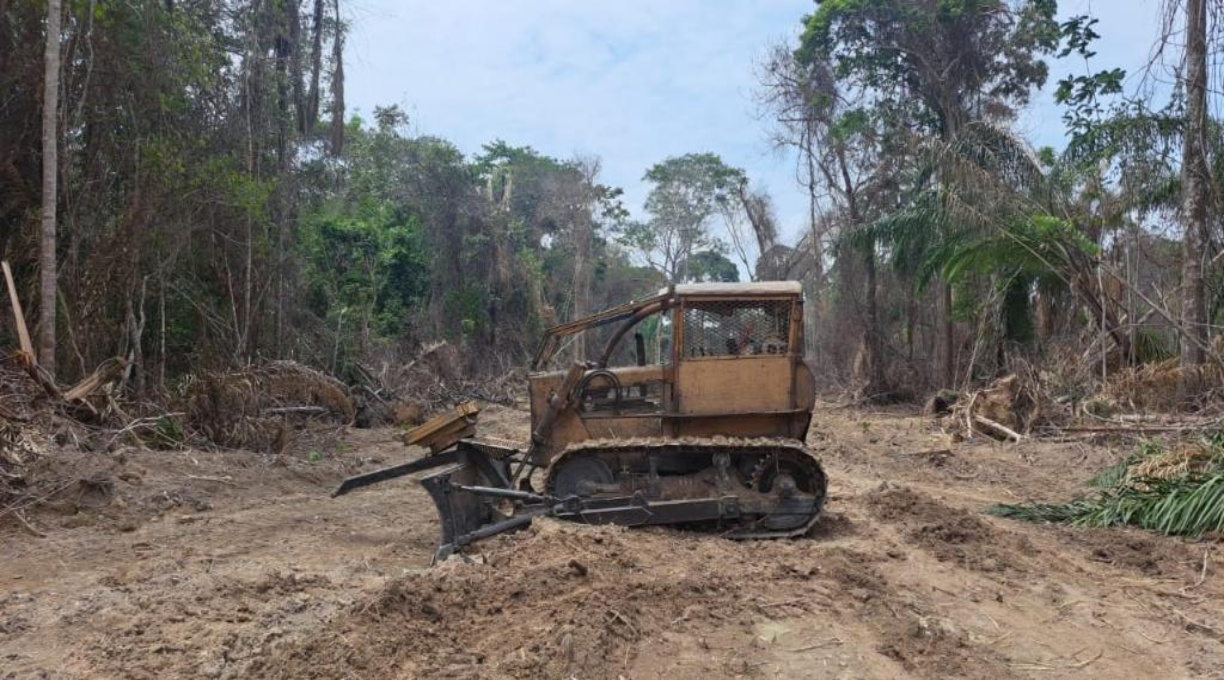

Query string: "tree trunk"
[[906, 292, 916, 363], [127, 279, 147, 399], [39, 0, 62, 378], [572, 213, 593, 361], [287, 0, 306, 133], [804, 138, 824, 362], [328, 0, 345, 154], [863, 238, 884, 394], [306, 0, 324, 129], [158, 268, 167, 392], [274, 0, 299, 352], [937, 107, 963, 389], [805, 136, 823, 286], [941, 282, 955, 387], [1181, 0, 1210, 368]]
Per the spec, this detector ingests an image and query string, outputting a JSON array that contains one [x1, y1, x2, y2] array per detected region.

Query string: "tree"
[[812, 103, 901, 396], [797, 0, 1060, 387], [682, 248, 740, 283], [636, 153, 745, 283], [720, 182, 780, 281], [306, 0, 326, 131], [39, 0, 61, 377], [1180, 0, 1209, 367], [329, 0, 345, 154], [758, 44, 830, 289]]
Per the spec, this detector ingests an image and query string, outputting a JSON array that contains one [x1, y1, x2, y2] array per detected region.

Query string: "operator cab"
[[527, 282, 815, 459]]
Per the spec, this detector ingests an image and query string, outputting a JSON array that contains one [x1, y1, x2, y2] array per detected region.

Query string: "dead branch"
[[973, 414, 1023, 442]]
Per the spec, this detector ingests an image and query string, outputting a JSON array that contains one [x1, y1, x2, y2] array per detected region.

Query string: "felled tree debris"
[[64, 357, 130, 402], [923, 390, 959, 416], [185, 361, 355, 451], [351, 341, 523, 428], [0, 422, 41, 504], [1101, 360, 1224, 413], [942, 374, 1043, 442]]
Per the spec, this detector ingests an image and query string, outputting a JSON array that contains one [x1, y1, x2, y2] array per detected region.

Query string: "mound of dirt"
[[865, 485, 1031, 573], [254, 514, 1014, 680], [257, 522, 748, 679], [1056, 527, 1206, 579]]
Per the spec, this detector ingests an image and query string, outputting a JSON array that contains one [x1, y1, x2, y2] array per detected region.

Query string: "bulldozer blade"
[[330, 450, 459, 497], [419, 448, 525, 562]]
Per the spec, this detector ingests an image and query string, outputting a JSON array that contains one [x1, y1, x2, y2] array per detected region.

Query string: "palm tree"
[[860, 121, 1129, 380]]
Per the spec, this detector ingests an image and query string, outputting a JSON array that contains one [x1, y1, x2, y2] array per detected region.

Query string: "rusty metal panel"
[[582, 416, 663, 439], [673, 412, 799, 438], [676, 356, 792, 415]]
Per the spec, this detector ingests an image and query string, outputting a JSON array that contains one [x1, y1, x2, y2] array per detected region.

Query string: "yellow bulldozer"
[[334, 281, 827, 560]]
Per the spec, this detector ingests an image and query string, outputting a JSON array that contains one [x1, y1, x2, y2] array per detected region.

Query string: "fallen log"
[[2, 261, 34, 358], [1053, 425, 1214, 434], [64, 357, 129, 402], [263, 406, 328, 415], [974, 414, 1024, 442]]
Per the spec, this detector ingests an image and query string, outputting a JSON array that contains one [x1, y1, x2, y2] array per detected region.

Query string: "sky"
[[345, 0, 1169, 249]]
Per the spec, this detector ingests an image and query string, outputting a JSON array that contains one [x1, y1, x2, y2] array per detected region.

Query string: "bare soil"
[[3, 404, 1224, 679]]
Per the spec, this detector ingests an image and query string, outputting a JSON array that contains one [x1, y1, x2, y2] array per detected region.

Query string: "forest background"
[[1, 0, 1220, 407]]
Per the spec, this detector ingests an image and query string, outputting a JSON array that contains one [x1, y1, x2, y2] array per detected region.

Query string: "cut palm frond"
[[989, 440, 1224, 537]]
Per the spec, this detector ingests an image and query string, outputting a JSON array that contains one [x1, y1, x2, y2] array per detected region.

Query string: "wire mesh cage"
[[681, 299, 791, 359]]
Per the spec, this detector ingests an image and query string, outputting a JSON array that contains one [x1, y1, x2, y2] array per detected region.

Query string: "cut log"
[[64, 357, 129, 402], [973, 414, 1023, 442], [2, 261, 34, 358]]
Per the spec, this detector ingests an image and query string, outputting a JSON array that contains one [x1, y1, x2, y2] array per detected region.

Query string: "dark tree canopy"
[[798, 0, 1060, 133]]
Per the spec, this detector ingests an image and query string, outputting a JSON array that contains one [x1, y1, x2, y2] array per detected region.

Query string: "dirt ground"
[[3, 404, 1223, 679]]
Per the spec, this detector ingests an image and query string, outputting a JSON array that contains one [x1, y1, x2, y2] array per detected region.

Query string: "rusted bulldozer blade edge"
[[421, 456, 522, 564], [330, 450, 459, 497]]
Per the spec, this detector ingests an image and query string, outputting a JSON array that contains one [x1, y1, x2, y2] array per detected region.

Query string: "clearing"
[[3, 405, 1222, 679]]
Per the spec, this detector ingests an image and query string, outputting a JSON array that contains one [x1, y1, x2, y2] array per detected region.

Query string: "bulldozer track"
[[544, 436, 827, 538]]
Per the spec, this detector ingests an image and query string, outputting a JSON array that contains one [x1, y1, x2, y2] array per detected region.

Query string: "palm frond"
[[990, 441, 1224, 537]]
